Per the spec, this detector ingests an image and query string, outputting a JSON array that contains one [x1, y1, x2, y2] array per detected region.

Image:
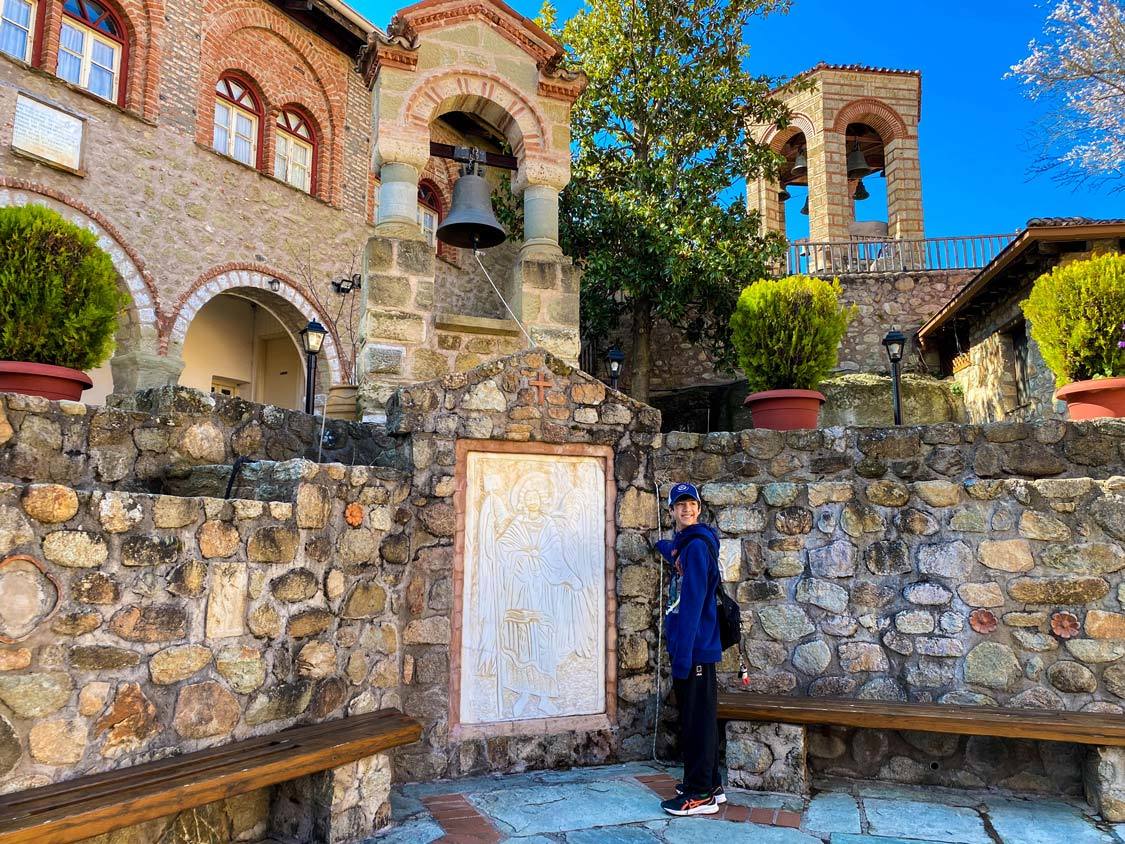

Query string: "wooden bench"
[[718, 692, 1125, 745], [0, 708, 421, 844]]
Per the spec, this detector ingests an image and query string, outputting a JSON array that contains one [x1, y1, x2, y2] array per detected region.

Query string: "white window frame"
[[57, 17, 121, 102], [213, 94, 259, 167], [418, 204, 437, 246], [0, 0, 35, 63], [275, 112, 313, 193]]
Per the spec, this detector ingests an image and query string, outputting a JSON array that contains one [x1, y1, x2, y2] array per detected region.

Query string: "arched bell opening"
[[777, 131, 810, 243], [844, 122, 889, 240], [429, 109, 522, 323]]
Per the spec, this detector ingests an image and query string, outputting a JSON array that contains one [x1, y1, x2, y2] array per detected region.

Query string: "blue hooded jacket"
[[661, 523, 723, 680]]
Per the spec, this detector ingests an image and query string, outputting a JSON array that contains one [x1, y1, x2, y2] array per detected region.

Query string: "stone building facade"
[[919, 219, 1125, 424], [0, 0, 584, 417]]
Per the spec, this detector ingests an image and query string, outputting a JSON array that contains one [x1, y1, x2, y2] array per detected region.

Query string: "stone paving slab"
[[467, 780, 670, 836], [863, 797, 992, 844], [369, 763, 1125, 844]]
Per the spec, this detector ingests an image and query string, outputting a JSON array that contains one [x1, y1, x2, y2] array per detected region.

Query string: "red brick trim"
[[0, 177, 160, 312], [634, 774, 803, 827], [762, 113, 816, 153], [403, 68, 548, 156], [421, 793, 500, 842], [396, 0, 563, 64], [163, 263, 347, 381], [831, 97, 911, 142]]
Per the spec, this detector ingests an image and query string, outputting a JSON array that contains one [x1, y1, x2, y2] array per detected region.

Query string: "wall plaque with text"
[[12, 94, 85, 174]]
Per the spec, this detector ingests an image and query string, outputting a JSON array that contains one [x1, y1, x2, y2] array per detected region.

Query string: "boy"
[[655, 482, 724, 816]]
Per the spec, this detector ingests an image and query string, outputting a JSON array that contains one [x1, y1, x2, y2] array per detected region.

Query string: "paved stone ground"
[[367, 761, 1125, 844]]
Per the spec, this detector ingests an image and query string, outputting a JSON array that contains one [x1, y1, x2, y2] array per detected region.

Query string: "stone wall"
[[0, 388, 405, 492], [0, 465, 409, 839], [654, 423, 1125, 798]]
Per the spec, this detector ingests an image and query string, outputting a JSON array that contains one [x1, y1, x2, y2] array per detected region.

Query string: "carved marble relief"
[[460, 451, 606, 724]]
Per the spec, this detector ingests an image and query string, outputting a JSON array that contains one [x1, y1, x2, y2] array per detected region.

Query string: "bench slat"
[[0, 709, 421, 844], [718, 693, 1125, 746], [2, 710, 402, 811]]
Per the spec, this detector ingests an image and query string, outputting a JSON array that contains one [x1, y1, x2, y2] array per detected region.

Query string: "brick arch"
[[165, 266, 344, 384], [0, 179, 159, 344], [762, 112, 816, 153], [830, 98, 910, 142], [197, 6, 347, 201], [37, 0, 163, 118], [403, 69, 549, 159]]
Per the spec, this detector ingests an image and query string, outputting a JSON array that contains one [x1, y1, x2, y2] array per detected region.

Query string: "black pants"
[[673, 662, 719, 796]]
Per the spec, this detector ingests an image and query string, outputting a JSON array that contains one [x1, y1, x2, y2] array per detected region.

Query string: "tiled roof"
[[1027, 216, 1125, 227], [807, 61, 921, 77]]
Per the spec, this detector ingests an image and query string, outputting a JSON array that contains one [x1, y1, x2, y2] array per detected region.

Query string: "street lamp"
[[300, 319, 327, 415], [882, 327, 907, 426], [605, 346, 625, 391]]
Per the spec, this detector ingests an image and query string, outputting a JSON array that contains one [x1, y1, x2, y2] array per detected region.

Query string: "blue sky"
[[352, 0, 1122, 238]]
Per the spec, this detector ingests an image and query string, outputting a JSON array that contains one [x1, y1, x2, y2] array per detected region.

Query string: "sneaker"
[[674, 783, 727, 804], [661, 793, 719, 816]]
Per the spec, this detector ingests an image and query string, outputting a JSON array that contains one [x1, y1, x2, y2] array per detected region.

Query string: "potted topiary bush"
[[0, 205, 128, 400], [729, 274, 855, 430], [1022, 252, 1125, 419]]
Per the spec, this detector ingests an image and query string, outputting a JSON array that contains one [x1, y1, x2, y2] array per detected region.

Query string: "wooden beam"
[[718, 693, 1125, 746], [429, 141, 518, 172]]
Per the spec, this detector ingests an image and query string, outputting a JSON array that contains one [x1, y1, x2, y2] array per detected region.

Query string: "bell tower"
[[748, 63, 924, 245]]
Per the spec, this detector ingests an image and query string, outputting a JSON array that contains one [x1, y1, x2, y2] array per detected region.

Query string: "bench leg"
[[1085, 746, 1125, 822], [725, 721, 810, 795], [268, 752, 394, 843]]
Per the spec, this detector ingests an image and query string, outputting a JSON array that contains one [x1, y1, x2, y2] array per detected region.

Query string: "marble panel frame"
[[450, 438, 618, 740]]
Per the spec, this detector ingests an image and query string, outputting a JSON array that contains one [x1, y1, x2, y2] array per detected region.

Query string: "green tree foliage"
[[551, 0, 792, 402], [730, 275, 855, 393], [1021, 252, 1125, 386], [0, 205, 128, 371]]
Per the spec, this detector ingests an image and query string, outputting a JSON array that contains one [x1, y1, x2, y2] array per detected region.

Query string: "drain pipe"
[[223, 456, 251, 500]]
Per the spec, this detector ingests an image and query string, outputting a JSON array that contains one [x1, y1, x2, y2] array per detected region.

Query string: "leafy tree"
[[550, 0, 792, 403], [1008, 0, 1125, 191]]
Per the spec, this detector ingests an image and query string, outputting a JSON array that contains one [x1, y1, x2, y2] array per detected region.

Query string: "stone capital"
[[373, 133, 430, 173], [512, 156, 571, 195]]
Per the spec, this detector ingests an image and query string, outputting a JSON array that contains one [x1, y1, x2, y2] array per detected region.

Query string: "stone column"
[[1085, 746, 1125, 821], [514, 157, 570, 260], [373, 136, 430, 241], [884, 136, 924, 241], [726, 721, 810, 794], [806, 130, 851, 246]]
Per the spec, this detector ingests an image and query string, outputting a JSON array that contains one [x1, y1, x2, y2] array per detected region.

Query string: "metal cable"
[[474, 250, 535, 348]]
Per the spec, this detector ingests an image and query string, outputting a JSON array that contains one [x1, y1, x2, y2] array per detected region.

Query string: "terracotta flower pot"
[[1056, 377, 1125, 420], [324, 383, 358, 421], [0, 361, 93, 401], [744, 388, 826, 431]]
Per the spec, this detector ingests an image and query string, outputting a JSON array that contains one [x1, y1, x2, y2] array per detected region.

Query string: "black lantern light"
[[605, 346, 625, 391], [300, 319, 328, 415], [882, 327, 907, 426]]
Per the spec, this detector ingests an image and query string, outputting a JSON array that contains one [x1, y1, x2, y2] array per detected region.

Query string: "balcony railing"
[[782, 233, 1018, 277]]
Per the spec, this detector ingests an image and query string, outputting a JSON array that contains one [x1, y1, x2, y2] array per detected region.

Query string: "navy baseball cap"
[[667, 482, 701, 507]]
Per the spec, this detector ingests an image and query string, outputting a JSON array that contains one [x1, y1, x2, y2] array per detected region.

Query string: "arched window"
[[0, 0, 37, 63], [57, 0, 125, 103], [418, 181, 442, 247], [213, 75, 261, 168], [275, 109, 315, 194]]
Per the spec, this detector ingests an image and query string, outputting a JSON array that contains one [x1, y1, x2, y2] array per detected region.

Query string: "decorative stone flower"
[[345, 502, 364, 528], [969, 609, 998, 634], [1051, 611, 1081, 639]]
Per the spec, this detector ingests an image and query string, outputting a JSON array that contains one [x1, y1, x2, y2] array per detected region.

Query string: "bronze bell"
[[791, 150, 807, 179], [846, 143, 875, 179], [778, 185, 791, 202], [436, 164, 507, 249], [800, 196, 809, 215], [853, 179, 870, 201]]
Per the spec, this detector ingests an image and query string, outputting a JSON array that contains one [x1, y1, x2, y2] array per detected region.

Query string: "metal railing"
[[782, 233, 1018, 276]]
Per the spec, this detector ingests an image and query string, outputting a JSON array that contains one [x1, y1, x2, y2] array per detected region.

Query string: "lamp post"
[[300, 319, 327, 415], [882, 327, 907, 426], [605, 346, 625, 391]]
